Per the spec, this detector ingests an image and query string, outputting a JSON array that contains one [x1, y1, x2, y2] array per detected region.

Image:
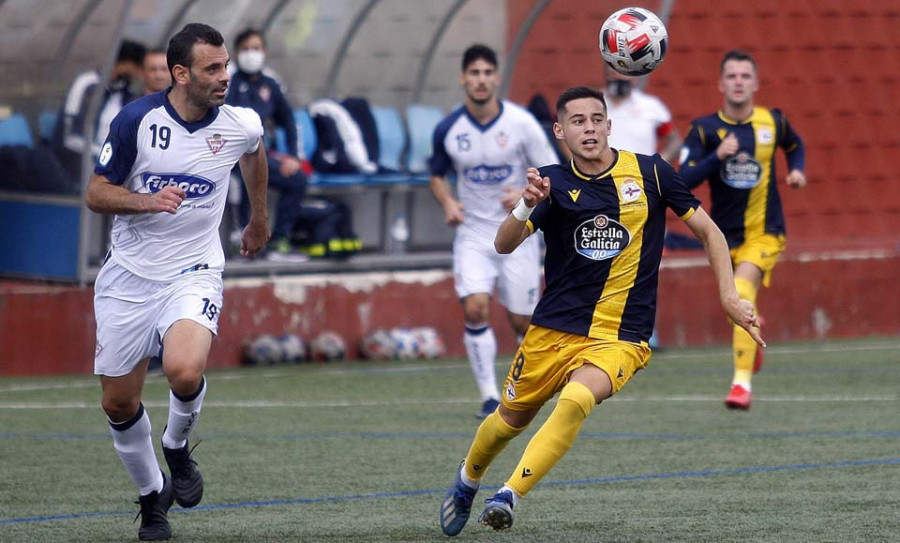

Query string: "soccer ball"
[[277, 333, 307, 363], [360, 329, 397, 361], [390, 328, 420, 360], [599, 7, 668, 76], [310, 331, 347, 362], [412, 327, 445, 359], [244, 334, 283, 365]]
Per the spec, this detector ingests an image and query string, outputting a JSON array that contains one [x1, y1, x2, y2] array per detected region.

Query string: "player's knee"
[[165, 364, 204, 396], [462, 303, 489, 324], [101, 396, 141, 422]]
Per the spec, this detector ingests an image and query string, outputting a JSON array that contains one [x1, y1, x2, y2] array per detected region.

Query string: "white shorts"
[[452, 230, 541, 316], [93, 258, 223, 377]]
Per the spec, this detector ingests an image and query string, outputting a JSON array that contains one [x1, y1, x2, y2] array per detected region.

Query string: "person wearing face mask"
[[55, 39, 147, 182], [226, 28, 308, 261], [603, 63, 682, 164]]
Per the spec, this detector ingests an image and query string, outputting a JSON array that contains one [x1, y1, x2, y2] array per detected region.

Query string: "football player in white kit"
[[429, 45, 558, 419], [85, 24, 269, 541]]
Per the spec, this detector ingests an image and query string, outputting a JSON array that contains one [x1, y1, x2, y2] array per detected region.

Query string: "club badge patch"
[[206, 133, 227, 155]]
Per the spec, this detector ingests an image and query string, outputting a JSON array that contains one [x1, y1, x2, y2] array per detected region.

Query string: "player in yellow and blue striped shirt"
[[681, 50, 806, 410], [439, 85, 764, 535]]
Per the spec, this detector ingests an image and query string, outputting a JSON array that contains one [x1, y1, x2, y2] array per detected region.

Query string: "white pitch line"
[[1, 341, 897, 394], [2, 394, 899, 410]]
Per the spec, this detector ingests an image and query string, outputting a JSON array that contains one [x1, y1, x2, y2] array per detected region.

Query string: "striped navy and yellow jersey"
[[526, 150, 699, 344], [680, 106, 805, 247]]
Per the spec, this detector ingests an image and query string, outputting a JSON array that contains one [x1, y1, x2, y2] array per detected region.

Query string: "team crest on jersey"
[[142, 173, 215, 199], [99, 142, 113, 166], [206, 133, 227, 155], [756, 126, 774, 145], [721, 152, 762, 189], [505, 382, 516, 401], [574, 214, 631, 261], [259, 85, 271, 103], [495, 131, 509, 148], [619, 179, 642, 203]]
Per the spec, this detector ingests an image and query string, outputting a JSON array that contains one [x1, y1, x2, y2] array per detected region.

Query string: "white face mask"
[[237, 50, 266, 74]]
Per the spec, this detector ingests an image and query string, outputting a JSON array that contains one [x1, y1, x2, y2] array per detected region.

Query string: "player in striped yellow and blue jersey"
[[680, 50, 807, 410], [439, 86, 764, 536]]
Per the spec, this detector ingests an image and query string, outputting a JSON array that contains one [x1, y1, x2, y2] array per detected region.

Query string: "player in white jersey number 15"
[[85, 23, 268, 542], [429, 44, 558, 420]]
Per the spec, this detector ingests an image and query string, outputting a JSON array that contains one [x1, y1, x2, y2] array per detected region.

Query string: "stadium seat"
[[273, 127, 289, 155], [405, 104, 443, 173], [371, 106, 405, 171], [0, 114, 34, 148], [38, 110, 58, 142]]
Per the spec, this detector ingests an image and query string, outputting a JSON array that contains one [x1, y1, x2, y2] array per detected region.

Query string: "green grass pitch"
[[2, 338, 899, 542]]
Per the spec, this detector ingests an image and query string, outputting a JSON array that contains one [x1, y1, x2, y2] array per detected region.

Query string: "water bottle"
[[389, 212, 409, 255]]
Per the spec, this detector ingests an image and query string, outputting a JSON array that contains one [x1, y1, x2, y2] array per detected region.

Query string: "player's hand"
[[500, 187, 522, 211], [523, 167, 550, 207], [786, 169, 806, 189], [715, 133, 739, 160], [725, 297, 766, 348], [443, 199, 465, 227], [146, 186, 185, 214], [241, 218, 271, 257], [278, 155, 302, 177]]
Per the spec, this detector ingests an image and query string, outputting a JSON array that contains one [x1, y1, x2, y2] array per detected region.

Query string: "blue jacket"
[[226, 70, 298, 156]]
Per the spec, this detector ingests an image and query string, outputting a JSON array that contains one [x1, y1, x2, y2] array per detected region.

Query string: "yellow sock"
[[733, 277, 759, 387], [506, 382, 595, 497], [463, 410, 527, 481]]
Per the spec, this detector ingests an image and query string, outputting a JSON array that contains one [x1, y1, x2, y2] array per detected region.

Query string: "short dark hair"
[[462, 44, 497, 71], [117, 40, 147, 65], [235, 28, 265, 50], [167, 23, 225, 75], [556, 86, 607, 118], [720, 49, 757, 74]]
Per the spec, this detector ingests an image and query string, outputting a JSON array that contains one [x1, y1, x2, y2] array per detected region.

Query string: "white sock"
[[499, 485, 521, 507], [459, 463, 480, 489], [108, 403, 163, 496], [162, 376, 207, 450], [464, 325, 498, 402]]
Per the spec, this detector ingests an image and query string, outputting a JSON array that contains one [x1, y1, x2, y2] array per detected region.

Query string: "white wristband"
[[511, 198, 534, 222]]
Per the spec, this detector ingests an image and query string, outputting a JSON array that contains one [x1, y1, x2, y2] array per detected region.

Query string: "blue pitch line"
[[4, 429, 900, 441], [2, 457, 899, 527]]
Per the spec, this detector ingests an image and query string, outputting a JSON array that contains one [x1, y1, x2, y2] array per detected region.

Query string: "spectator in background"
[[226, 28, 308, 262], [142, 49, 171, 95], [429, 44, 558, 420], [603, 63, 682, 163], [603, 63, 684, 350], [56, 40, 146, 179], [680, 50, 806, 410]]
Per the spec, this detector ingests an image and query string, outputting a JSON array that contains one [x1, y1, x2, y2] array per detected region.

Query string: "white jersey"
[[606, 89, 673, 156], [95, 91, 263, 282], [430, 101, 558, 239]]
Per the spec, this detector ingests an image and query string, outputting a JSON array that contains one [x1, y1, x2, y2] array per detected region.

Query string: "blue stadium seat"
[[0, 114, 34, 148], [273, 127, 289, 155], [371, 106, 406, 171], [38, 110, 58, 142], [405, 104, 443, 173]]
